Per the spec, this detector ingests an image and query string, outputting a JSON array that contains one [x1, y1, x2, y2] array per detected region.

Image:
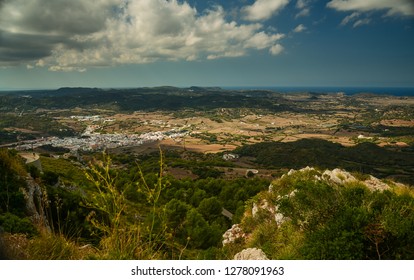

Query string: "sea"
[[224, 86, 414, 97]]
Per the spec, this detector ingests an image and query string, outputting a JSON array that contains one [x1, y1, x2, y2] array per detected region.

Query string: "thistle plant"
[[83, 149, 170, 259]]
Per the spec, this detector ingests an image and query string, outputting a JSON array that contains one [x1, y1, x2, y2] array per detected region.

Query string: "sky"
[[0, 0, 414, 89]]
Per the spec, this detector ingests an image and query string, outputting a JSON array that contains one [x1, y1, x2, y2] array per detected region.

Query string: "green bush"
[[0, 213, 37, 236], [241, 169, 414, 260]]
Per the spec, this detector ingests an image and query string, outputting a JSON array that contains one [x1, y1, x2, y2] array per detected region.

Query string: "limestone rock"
[[222, 224, 246, 246], [20, 177, 50, 231], [234, 248, 269, 260], [322, 168, 357, 185], [363, 175, 390, 191]]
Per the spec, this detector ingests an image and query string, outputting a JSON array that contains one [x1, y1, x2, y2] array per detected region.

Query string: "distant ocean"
[[225, 87, 414, 96]]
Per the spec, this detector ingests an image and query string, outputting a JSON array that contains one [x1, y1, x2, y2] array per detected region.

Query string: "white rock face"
[[234, 248, 269, 260], [300, 166, 316, 172], [252, 199, 273, 217], [274, 208, 287, 226], [222, 224, 246, 246], [321, 168, 391, 191], [363, 175, 390, 191], [322, 168, 357, 185], [268, 183, 274, 192]]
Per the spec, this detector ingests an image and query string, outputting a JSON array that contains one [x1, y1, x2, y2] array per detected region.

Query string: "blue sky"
[[0, 0, 413, 89]]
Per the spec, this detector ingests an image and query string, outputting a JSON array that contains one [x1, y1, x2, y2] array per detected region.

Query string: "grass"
[[82, 150, 171, 259], [27, 232, 94, 260], [0, 231, 95, 260]]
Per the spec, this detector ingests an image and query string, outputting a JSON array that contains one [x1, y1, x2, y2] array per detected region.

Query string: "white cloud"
[[340, 12, 360, 25], [269, 44, 284, 55], [340, 11, 370, 28], [0, 0, 285, 71], [293, 24, 307, 33], [243, 0, 290, 21], [295, 8, 310, 18], [353, 18, 371, 28], [327, 0, 414, 17], [295, 0, 311, 18], [296, 0, 307, 9]]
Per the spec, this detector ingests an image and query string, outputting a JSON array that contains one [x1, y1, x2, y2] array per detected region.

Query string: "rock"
[[268, 183, 274, 192], [222, 224, 246, 246], [274, 210, 286, 226], [299, 166, 315, 172], [234, 248, 269, 260], [20, 177, 50, 231], [363, 175, 390, 191], [322, 168, 357, 185], [287, 169, 296, 176], [252, 199, 277, 218]]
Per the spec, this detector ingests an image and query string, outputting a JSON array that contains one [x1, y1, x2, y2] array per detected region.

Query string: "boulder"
[[234, 248, 269, 260]]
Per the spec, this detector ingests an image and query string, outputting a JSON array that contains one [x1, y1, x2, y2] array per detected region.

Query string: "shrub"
[[0, 213, 37, 237]]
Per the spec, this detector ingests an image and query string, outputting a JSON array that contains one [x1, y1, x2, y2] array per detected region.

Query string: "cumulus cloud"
[[0, 0, 285, 71], [269, 44, 284, 55], [327, 0, 414, 17], [293, 24, 307, 33], [243, 0, 290, 21]]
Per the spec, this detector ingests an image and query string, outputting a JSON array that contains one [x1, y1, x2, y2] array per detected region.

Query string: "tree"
[[197, 197, 222, 222], [190, 188, 207, 207], [165, 199, 190, 229], [0, 149, 27, 216]]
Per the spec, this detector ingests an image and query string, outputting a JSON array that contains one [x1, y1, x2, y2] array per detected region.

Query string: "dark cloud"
[[18, 0, 110, 35], [0, 0, 285, 70], [0, 0, 112, 66], [0, 29, 78, 64]]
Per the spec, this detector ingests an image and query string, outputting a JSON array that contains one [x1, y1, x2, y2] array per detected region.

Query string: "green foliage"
[[184, 209, 221, 249], [197, 197, 222, 221], [45, 185, 92, 240], [165, 199, 190, 229], [81, 151, 175, 259], [83, 153, 143, 259], [235, 139, 414, 185], [191, 166, 223, 179], [0, 213, 37, 236], [40, 156, 86, 185], [0, 149, 27, 216], [300, 206, 368, 259], [239, 170, 414, 260], [27, 233, 91, 260]]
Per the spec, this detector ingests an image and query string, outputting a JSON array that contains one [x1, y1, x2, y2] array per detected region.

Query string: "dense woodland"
[[235, 139, 414, 185]]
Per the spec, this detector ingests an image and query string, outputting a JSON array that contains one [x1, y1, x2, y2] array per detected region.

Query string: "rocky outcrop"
[[222, 224, 246, 246], [223, 167, 396, 251], [363, 175, 391, 191], [322, 168, 357, 185], [234, 248, 269, 260], [284, 167, 391, 191], [20, 177, 50, 231]]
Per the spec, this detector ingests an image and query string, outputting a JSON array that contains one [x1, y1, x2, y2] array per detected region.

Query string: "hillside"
[[1, 148, 414, 259], [224, 167, 414, 259], [234, 139, 414, 185]]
